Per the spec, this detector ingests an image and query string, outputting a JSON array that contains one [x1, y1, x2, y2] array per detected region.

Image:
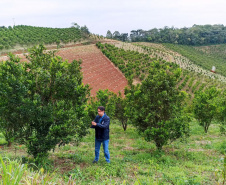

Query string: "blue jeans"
[[95, 139, 110, 163]]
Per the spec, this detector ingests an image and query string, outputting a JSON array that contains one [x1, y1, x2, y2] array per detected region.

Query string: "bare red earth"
[[0, 44, 128, 96], [56, 45, 128, 96]]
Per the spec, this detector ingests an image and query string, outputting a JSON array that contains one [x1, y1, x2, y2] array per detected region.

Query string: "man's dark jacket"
[[91, 113, 110, 140]]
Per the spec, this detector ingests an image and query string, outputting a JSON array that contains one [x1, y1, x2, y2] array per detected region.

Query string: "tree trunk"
[[204, 122, 210, 133], [122, 123, 127, 131], [155, 142, 163, 151], [7, 141, 12, 147]]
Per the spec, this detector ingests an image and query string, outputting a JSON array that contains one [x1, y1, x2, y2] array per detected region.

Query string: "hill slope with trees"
[[163, 43, 226, 77], [0, 24, 90, 52], [97, 42, 226, 101]]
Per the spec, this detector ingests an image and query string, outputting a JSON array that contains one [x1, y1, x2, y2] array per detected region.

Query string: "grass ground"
[[0, 120, 225, 184]]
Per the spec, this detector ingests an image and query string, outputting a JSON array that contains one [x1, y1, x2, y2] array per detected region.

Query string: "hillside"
[[163, 43, 226, 77], [0, 39, 225, 97], [96, 42, 226, 99], [0, 25, 97, 55], [56, 45, 128, 95], [114, 42, 226, 80]]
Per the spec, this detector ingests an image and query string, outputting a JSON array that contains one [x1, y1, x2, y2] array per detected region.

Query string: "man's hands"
[[92, 121, 97, 126]]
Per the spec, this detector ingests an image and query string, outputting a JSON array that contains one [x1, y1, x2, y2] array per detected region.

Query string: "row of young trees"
[[96, 42, 151, 80], [97, 42, 226, 98], [163, 43, 226, 77], [0, 24, 90, 50], [107, 24, 226, 45], [96, 42, 178, 82]]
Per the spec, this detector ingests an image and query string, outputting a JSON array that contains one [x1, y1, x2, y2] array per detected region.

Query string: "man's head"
[[97, 106, 105, 117]]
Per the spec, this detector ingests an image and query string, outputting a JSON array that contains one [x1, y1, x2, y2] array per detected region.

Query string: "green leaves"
[[0, 57, 27, 145], [0, 44, 90, 163], [193, 87, 221, 133], [215, 91, 226, 135], [87, 89, 117, 120], [125, 61, 190, 150]]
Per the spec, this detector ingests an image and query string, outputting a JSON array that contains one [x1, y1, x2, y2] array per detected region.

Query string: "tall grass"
[[0, 155, 75, 184], [0, 155, 26, 185]]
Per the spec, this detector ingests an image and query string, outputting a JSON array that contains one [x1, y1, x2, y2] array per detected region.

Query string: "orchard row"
[[0, 25, 89, 51]]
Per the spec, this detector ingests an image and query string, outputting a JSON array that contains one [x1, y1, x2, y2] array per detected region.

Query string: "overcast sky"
[[1, 0, 226, 36]]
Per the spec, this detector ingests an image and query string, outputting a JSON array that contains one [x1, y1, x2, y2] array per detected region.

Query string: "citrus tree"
[[0, 44, 90, 163], [193, 87, 220, 133], [215, 91, 226, 135], [125, 61, 190, 150], [114, 92, 129, 131], [0, 54, 27, 146], [25, 45, 90, 162]]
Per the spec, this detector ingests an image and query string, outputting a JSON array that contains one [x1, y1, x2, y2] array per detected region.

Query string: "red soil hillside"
[[56, 44, 128, 96], [0, 44, 128, 96]]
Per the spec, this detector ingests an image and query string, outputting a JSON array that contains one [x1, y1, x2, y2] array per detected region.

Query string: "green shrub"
[[193, 87, 221, 133], [125, 61, 190, 150], [0, 44, 90, 164]]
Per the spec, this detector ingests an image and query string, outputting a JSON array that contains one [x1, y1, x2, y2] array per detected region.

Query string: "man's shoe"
[[92, 160, 98, 164]]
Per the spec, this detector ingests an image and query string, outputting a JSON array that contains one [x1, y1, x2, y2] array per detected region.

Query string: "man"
[[91, 106, 110, 163]]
